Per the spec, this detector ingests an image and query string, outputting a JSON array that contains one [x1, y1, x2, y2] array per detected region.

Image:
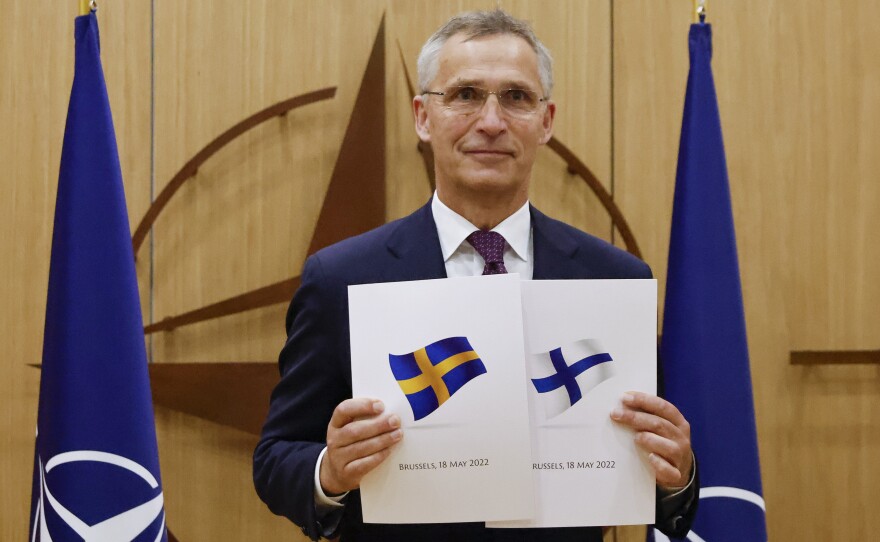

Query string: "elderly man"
[[254, 9, 697, 542]]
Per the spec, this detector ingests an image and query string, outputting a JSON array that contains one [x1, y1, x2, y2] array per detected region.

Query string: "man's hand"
[[319, 398, 402, 496], [610, 391, 693, 489]]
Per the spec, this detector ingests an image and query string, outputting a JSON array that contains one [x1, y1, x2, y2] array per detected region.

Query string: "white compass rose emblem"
[[652, 486, 766, 542], [32, 450, 166, 542]]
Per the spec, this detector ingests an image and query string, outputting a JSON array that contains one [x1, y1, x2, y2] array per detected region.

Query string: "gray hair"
[[417, 9, 554, 98]]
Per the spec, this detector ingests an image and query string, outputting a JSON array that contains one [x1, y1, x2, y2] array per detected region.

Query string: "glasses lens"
[[499, 89, 539, 114], [442, 86, 486, 113]]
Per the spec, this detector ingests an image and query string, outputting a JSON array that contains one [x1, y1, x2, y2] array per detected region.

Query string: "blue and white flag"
[[653, 21, 767, 542], [529, 339, 615, 420], [29, 11, 167, 542]]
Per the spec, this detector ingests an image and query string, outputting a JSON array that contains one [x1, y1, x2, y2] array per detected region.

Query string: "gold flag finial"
[[79, 0, 95, 16]]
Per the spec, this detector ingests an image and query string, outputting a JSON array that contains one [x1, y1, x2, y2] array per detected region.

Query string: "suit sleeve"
[[253, 255, 350, 540], [649, 263, 700, 536], [654, 456, 699, 537]]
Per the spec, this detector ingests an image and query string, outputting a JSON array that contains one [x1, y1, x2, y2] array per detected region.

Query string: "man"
[[255, 10, 697, 541]]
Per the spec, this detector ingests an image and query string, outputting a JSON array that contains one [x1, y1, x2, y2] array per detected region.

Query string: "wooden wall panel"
[[149, 1, 388, 539], [614, 1, 880, 540], [612, 1, 690, 289], [0, 2, 152, 539], [149, 1, 359, 365], [782, 2, 880, 350]]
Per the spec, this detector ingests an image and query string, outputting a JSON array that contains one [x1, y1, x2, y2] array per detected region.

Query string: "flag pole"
[[693, 0, 707, 23], [79, 0, 93, 16]]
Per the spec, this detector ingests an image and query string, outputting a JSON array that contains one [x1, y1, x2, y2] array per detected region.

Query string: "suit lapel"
[[385, 200, 448, 281], [532, 205, 592, 280], [383, 202, 606, 282]]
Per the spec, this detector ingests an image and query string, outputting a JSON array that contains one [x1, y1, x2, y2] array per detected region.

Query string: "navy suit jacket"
[[254, 201, 697, 541]]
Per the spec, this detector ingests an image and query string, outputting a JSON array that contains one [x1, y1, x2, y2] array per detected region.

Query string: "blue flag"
[[28, 12, 167, 541], [389, 337, 487, 420], [652, 23, 767, 542]]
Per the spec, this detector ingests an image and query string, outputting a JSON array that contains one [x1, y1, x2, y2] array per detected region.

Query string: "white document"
[[489, 279, 658, 528], [349, 274, 534, 524]]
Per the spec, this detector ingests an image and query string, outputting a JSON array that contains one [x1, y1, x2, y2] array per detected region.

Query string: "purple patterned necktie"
[[466, 230, 508, 275]]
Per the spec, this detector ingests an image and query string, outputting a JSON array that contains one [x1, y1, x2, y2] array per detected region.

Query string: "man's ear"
[[538, 101, 556, 145], [413, 95, 432, 143]]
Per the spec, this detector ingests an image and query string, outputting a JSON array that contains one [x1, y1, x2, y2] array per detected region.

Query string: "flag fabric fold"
[[29, 12, 167, 542], [653, 22, 767, 542], [389, 336, 487, 420]]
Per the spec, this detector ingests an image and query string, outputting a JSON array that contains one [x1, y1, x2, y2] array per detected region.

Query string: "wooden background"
[[2, 1, 877, 540]]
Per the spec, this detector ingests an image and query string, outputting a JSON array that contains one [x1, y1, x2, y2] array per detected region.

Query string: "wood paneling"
[[154, 407, 294, 540], [614, 1, 880, 539], [149, 2, 387, 538]]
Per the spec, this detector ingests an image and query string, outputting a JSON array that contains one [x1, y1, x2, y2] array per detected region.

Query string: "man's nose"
[[474, 95, 507, 136]]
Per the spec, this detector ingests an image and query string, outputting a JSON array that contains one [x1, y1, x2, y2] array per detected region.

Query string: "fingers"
[[322, 429, 402, 494], [610, 392, 690, 439], [327, 400, 401, 450], [322, 398, 403, 494], [336, 422, 403, 461], [329, 397, 386, 429], [610, 392, 694, 489], [610, 406, 679, 438], [646, 450, 685, 487], [341, 445, 396, 484], [622, 392, 688, 430], [635, 431, 690, 487]]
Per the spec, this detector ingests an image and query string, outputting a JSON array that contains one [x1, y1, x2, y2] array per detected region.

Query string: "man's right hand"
[[319, 397, 402, 496]]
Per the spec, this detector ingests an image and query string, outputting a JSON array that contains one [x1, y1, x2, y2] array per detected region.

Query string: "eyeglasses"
[[422, 85, 547, 117]]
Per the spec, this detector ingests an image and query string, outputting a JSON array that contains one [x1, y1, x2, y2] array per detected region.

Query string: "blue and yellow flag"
[[389, 337, 487, 420]]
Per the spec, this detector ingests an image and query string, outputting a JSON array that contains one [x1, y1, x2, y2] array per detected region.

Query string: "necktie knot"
[[466, 230, 508, 275]]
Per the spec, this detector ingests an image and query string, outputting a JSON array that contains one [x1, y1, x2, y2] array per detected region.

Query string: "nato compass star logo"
[[32, 450, 166, 541]]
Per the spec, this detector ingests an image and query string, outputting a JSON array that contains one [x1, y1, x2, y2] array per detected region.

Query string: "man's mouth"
[[463, 149, 514, 156]]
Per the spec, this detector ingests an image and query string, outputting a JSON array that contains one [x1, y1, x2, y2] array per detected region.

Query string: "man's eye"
[[453, 87, 478, 101], [506, 89, 531, 102]]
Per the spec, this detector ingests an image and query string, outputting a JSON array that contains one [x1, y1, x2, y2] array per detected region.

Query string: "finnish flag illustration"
[[529, 339, 616, 419]]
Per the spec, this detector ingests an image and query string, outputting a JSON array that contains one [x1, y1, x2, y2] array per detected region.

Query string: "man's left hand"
[[610, 391, 693, 490]]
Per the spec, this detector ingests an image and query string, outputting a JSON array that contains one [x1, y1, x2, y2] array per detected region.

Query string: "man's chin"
[[457, 174, 523, 195], [463, 151, 515, 165]]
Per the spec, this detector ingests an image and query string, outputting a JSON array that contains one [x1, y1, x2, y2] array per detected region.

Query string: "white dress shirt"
[[431, 193, 533, 279]]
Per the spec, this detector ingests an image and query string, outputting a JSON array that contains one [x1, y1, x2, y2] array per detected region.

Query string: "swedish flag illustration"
[[389, 337, 487, 420]]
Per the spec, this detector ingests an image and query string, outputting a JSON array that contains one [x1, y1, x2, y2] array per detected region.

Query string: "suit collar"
[[385, 200, 448, 280], [531, 205, 581, 280], [384, 201, 587, 281], [431, 193, 531, 263]]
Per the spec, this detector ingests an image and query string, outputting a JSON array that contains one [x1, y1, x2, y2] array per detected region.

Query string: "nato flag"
[[28, 11, 167, 542], [653, 23, 768, 542]]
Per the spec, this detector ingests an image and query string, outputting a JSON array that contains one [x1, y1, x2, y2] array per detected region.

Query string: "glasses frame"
[[422, 85, 549, 117]]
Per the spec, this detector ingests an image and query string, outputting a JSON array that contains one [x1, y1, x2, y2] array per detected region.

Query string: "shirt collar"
[[431, 191, 531, 262]]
